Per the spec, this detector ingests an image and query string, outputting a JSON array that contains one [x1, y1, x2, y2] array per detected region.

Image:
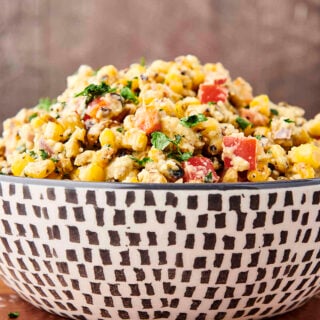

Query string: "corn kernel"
[[11, 154, 35, 176], [24, 159, 55, 178], [267, 145, 288, 173], [93, 148, 113, 168], [96, 65, 118, 83], [175, 97, 201, 118], [44, 122, 64, 141], [138, 168, 167, 183], [305, 116, 320, 137], [30, 116, 46, 129], [193, 70, 205, 86], [148, 147, 165, 162], [250, 94, 270, 116], [288, 162, 315, 179], [59, 158, 74, 174], [106, 156, 135, 181], [165, 72, 184, 94], [288, 143, 320, 169], [58, 114, 84, 139], [65, 139, 80, 158], [147, 60, 172, 82], [78, 163, 105, 182], [203, 63, 218, 72], [99, 128, 116, 148], [122, 169, 139, 183], [123, 128, 148, 151], [253, 126, 270, 138], [222, 168, 238, 182], [247, 163, 271, 182]]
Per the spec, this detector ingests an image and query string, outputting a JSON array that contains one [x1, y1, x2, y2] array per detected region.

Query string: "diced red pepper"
[[223, 136, 257, 170], [182, 156, 219, 183], [135, 107, 161, 134], [198, 79, 228, 104], [85, 97, 109, 119]]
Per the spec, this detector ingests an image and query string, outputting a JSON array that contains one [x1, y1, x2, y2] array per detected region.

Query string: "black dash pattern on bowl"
[[0, 178, 319, 319]]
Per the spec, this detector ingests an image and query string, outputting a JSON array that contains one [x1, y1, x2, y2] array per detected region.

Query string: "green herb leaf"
[[131, 157, 152, 166], [75, 82, 115, 105], [8, 312, 19, 319], [140, 57, 146, 66], [270, 108, 279, 116], [27, 150, 38, 159], [255, 135, 262, 140], [169, 151, 193, 162], [204, 171, 213, 183], [151, 132, 192, 161], [28, 113, 38, 122], [126, 80, 133, 89], [207, 101, 216, 105], [36, 97, 55, 111], [180, 114, 207, 128], [120, 86, 138, 104], [172, 134, 182, 146], [284, 118, 295, 123], [50, 157, 59, 163], [236, 116, 252, 130], [39, 149, 49, 160], [116, 127, 124, 133], [151, 132, 171, 150]]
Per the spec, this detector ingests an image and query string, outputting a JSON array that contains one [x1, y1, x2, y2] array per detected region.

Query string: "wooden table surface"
[[0, 280, 318, 320]]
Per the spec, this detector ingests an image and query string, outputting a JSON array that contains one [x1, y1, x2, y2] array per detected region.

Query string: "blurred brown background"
[[0, 0, 319, 130]]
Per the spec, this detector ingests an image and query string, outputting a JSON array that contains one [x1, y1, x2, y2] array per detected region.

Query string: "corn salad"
[[1, 55, 320, 183]]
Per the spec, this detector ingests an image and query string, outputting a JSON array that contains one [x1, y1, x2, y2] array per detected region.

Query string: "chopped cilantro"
[[236, 116, 252, 130], [75, 82, 116, 105], [125, 77, 138, 90], [120, 86, 138, 104], [270, 108, 279, 116], [207, 101, 216, 105], [131, 157, 152, 166], [255, 135, 262, 140], [27, 150, 37, 159], [151, 132, 193, 162], [36, 97, 55, 111], [171, 134, 182, 146], [204, 171, 213, 183], [116, 127, 124, 133], [126, 80, 133, 89], [151, 132, 172, 150], [8, 312, 19, 319], [168, 150, 193, 162], [28, 113, 38, 122], [50, 157, 59, 163], [180, 114, 207, 128], [39, 149, 49, 160], [284, 118, 295, 123], [140, 57, 146, 66]]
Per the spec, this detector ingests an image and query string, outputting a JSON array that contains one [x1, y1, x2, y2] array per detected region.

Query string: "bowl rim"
[[0, 174, 319, 191]]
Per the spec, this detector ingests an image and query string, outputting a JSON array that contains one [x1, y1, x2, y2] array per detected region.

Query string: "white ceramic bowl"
[[0, 175, 319, 320]]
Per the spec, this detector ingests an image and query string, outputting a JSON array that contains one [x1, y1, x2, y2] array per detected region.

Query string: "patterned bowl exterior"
[[0, 176, 319, 320]]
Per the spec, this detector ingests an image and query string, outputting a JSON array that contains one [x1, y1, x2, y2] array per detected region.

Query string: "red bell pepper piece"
[[135, 107, 162, 134], [223, 136, 257, 170], [182, 156, 219, 183], [198, 79, 228, 104]]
